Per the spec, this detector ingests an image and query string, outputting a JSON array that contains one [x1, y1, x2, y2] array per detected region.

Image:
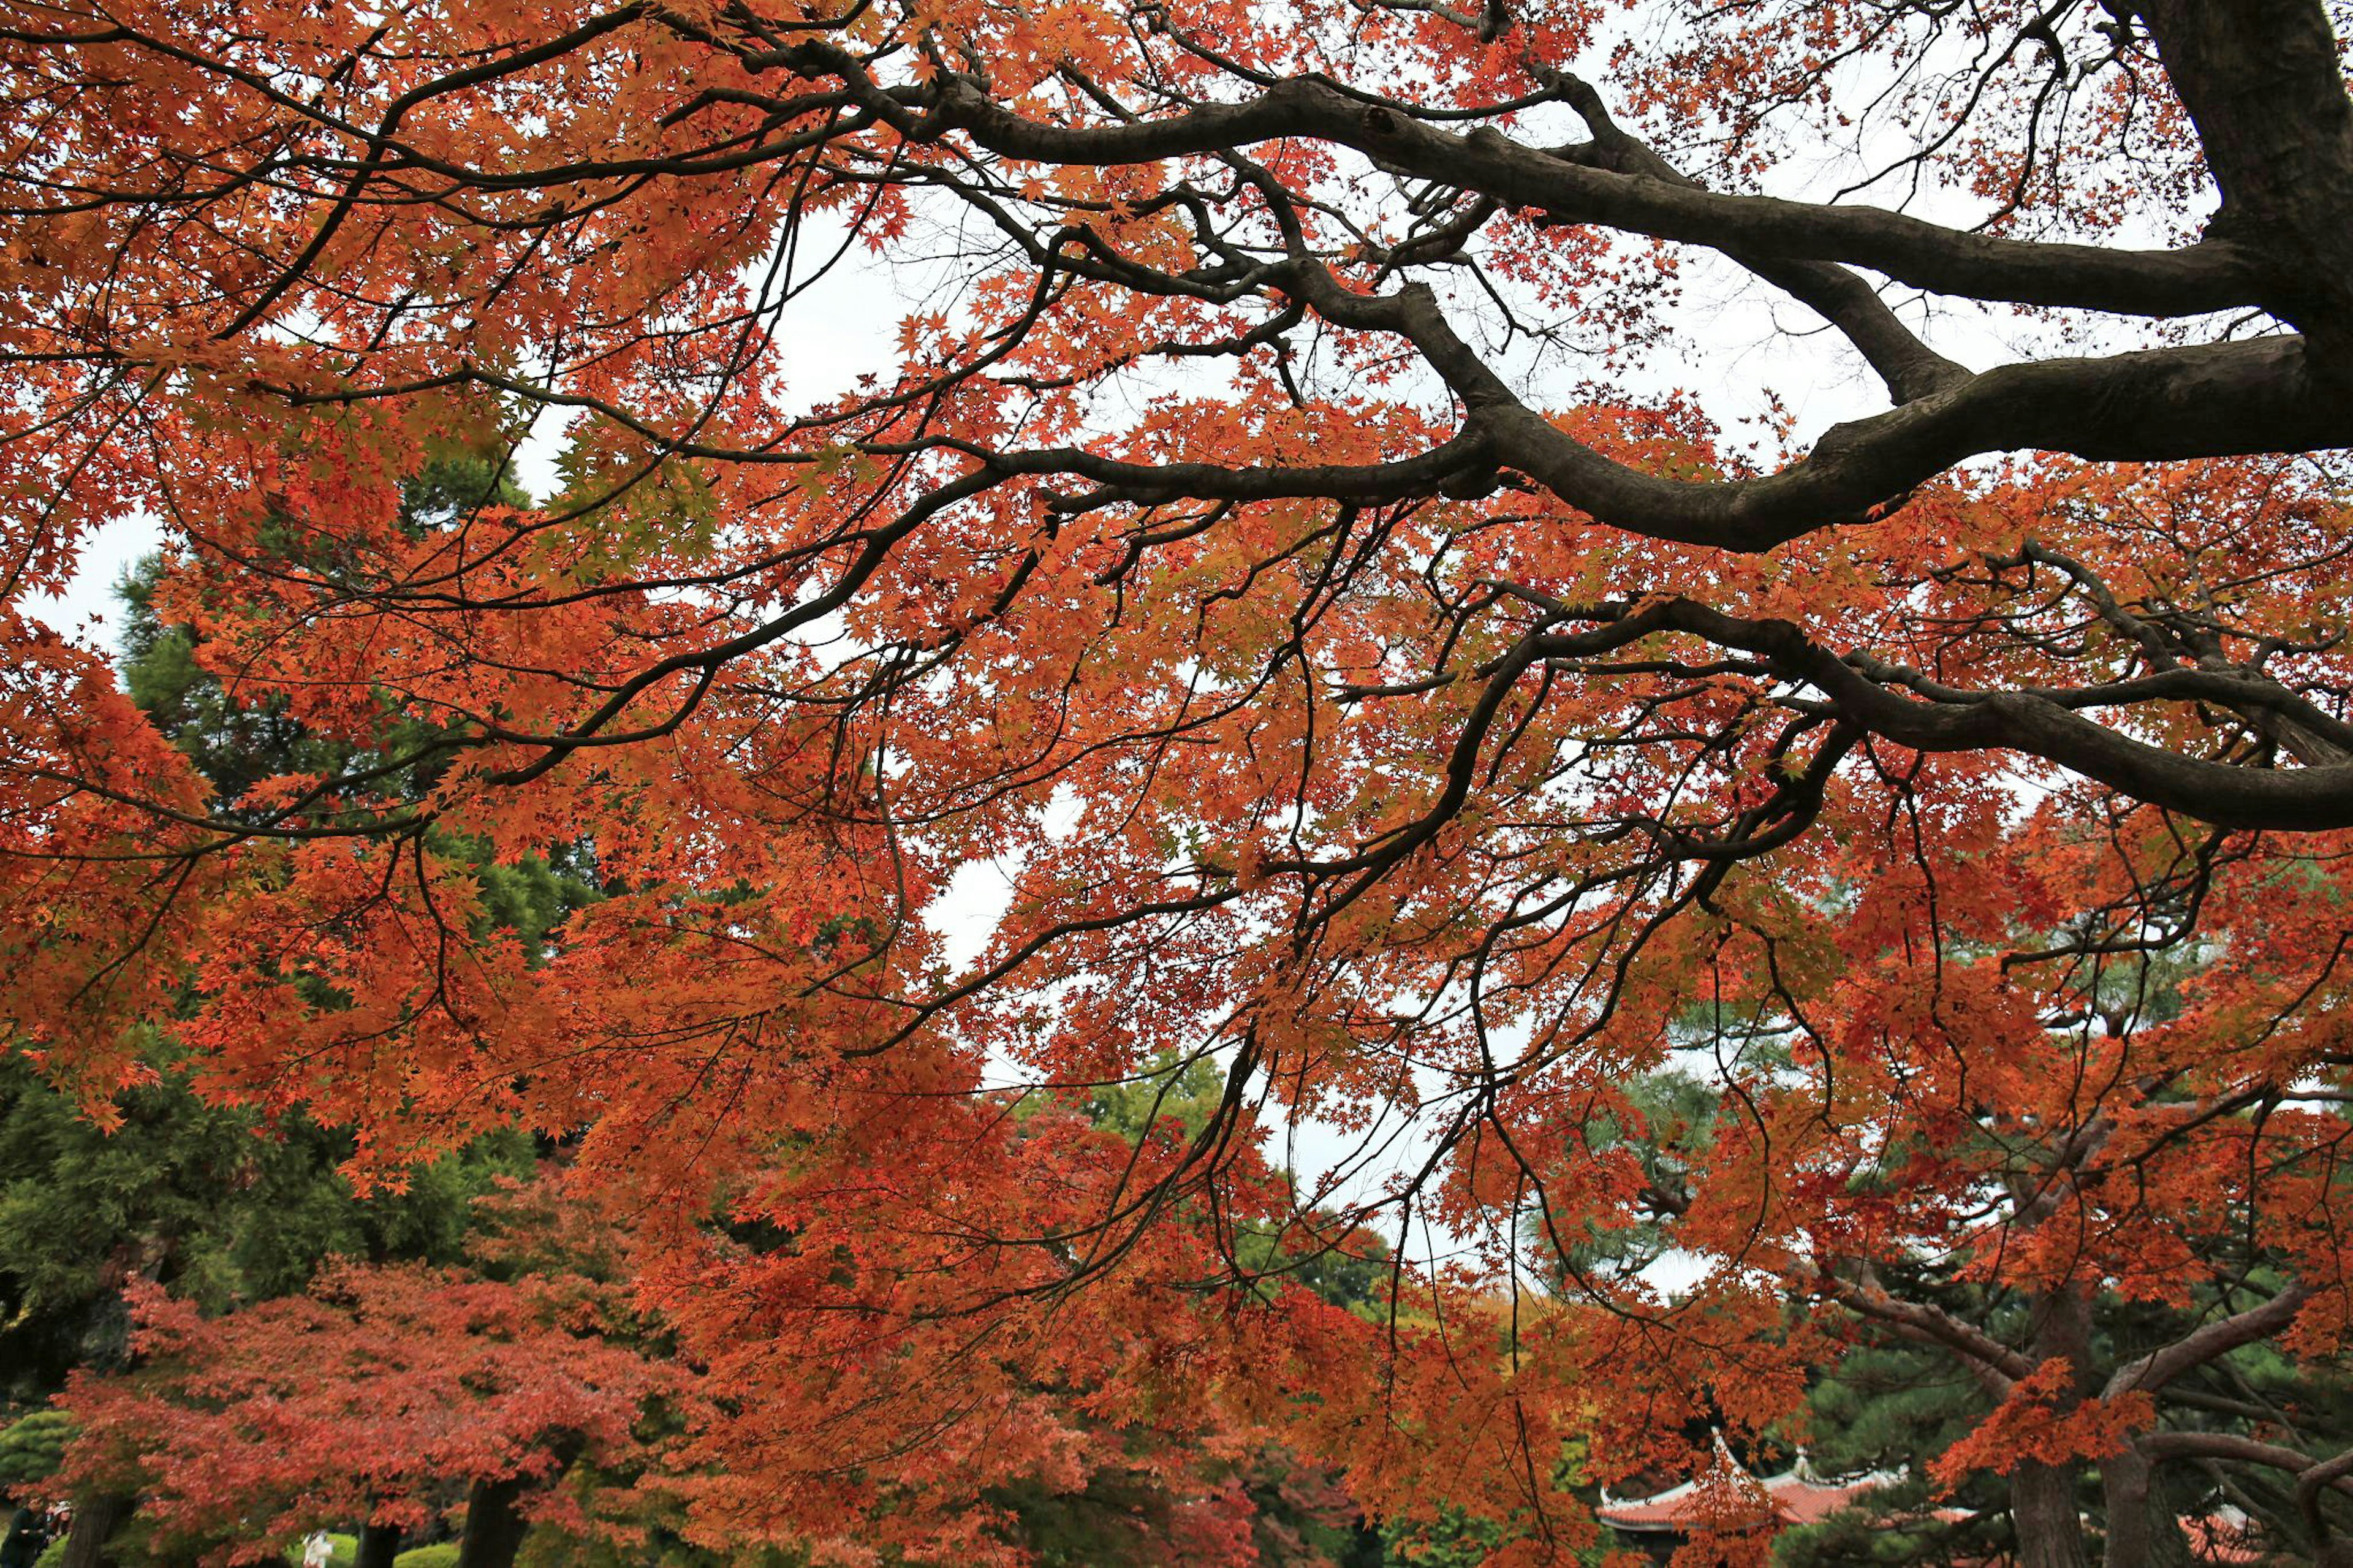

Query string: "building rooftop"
[[1596, 1451, 1925, 1536]]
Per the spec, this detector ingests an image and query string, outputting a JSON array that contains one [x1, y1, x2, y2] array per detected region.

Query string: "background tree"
[[0, 1045, 531, 1398], [1540, 850, 2353, 1568], [53, 1257, 672, 1568], [2, 472, 580, 1561], [6, 1, 2353, 1562]]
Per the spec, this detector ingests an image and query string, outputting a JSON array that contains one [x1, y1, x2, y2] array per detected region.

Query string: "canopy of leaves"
[[3, 2, 2353, 1564], [54, 1260, 672, 1567]]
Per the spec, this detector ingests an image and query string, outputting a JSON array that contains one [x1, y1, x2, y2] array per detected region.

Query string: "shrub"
[[393, 1545, 461, 1568], [0, 1412, 70, 1491]]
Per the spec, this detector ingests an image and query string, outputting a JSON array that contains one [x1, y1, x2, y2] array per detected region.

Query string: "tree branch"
[[2105, 1282, 2313, 1398], [911, 70, 2270, 317]]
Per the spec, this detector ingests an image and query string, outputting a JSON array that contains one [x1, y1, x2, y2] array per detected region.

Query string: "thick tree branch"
[[2105, 1282, 2313, 1398], [906, 70, 2271, 317], [1818, 1267, 2037, 1393], [1536, 71, 1968, 404], [1584, 598, 2353, 830], [1484, 336, 2349, 550], [2134, 0, 2353, 351], [1272, 249, 2347, 551], [2142, 1430, 2353, 1491]]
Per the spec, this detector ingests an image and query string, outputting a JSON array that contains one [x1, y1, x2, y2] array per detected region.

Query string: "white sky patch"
[[923, 784, 1084, 974], [23, 512, 164, 647]]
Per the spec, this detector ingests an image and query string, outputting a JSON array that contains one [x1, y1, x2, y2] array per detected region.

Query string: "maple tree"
[[0, 1039, 535, 1405], [51, 1259, 672, 1568], [5, 0, 2353, 1563], [1585, 939, 2353, 1568]]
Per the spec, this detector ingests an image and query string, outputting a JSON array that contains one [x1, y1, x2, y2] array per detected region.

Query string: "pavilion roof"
[[1596, 1458, 1912, 1536]]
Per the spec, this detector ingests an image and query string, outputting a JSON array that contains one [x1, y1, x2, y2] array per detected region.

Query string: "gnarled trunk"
[[2007, 1281, 2097, 1568], [2135, 0, 2353, 359], [2099, 1443, 2194, 1567], [2012, 1461, 2091, 1568], [454, 1476, 531, 1568], [355, 1522, 403, 1568], [456, 1435, 583, 1568], [58, 1495, 132, 1568]]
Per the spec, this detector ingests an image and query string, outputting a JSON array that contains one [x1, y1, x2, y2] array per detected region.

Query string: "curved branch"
[[906, 70, 2271, 317], [1818, 1267, 2037, 1393], [2105, 1282, 2313, 1398], [1471, 336, 2348, 550], [1538, 598, 2353, 830]]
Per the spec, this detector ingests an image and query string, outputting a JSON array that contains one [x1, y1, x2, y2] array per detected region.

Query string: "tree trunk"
[[355, 1522, 403, 1568], [58, 1495, 132, 1568], [454, 1475, 531, 1568], [455, 1433, 583, 1568], [2011, 1461, 2091, 1568], [2099, 1443, 2194, 1567], [2134, 0, 2353, 360], [2006, 1280, 2096, 1568]]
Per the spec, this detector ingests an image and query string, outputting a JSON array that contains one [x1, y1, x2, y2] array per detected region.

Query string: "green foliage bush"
[[0, 1411, 70, 1490], [393, 1544, 461, 1568], [0, 1049, 537, 1400]]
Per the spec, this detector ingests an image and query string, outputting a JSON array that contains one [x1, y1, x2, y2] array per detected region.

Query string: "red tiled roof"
[[2181, 1511, 2265, 1564], [1594, 1476, 1711, 1532], [1601, 1468, 2267, 1565], [1597, 1466, 1901, 1534]]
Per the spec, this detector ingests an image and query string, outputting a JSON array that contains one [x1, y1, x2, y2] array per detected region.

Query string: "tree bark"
[[2012, 1462, 2092, 1568], [2299, 1446, 2353, 1566], [454, 1476, 531, 1568], [2011, 1282, 2096, 1568], [355, 1522, 403, 1568], [58, 1495, 132, 1568], [455, 1433, 584, 1568], [2100, 1443, 2196, 1567], [2134, 0, 2353, 359]]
